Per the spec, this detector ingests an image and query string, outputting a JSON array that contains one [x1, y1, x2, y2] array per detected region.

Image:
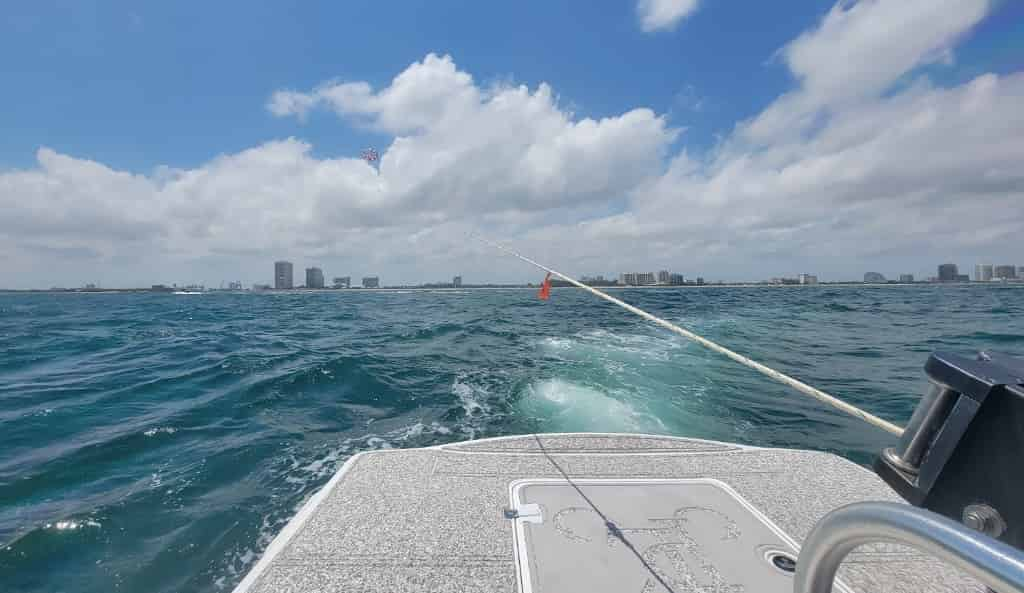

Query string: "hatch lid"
[[509, 478, 843, 593]]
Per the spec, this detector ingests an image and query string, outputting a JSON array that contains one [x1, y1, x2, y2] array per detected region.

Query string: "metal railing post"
[[794, 502, 1024, 593]]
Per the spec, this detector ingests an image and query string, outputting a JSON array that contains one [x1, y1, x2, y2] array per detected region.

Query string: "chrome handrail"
[[794, 502, 1024, 593]]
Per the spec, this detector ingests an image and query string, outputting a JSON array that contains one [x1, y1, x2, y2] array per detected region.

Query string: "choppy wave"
[[0, 285, 1021, 592]]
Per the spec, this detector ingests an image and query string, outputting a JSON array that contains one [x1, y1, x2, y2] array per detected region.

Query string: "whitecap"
[[45, 519, 101, 531], [451, 374, 490, 415], [143, 427, 178, 437]]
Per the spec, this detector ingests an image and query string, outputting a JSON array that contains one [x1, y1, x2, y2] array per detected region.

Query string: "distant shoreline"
[[2, 282, 1021, 294]]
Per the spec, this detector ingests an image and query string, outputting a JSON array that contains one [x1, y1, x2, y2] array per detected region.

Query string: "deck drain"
[[767, 551, 797, 573]]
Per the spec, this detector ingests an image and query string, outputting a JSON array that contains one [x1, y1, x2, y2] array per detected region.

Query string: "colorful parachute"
[[360, 148, 379, 164]]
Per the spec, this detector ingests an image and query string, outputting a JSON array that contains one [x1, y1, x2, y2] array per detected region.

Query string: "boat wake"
[[517, 378, 667, 433]]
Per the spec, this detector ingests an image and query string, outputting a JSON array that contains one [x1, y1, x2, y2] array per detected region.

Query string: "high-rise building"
[[668, 273, 684, 285], [274, 261, 294, 289], [799, 274, 818, 285], [305, 267, 325, 289], [899, 274, 914, 283], [1019, 266, 1024, 280], [333, 276, 351, 288], [864, 272, 886, 283], [975, 264, 993, 282], [937, 263, 958, 282], [994, 265, 1017, 280], [453, 276, 463, 288], [657, 270, 670, 284], [638, 272, 656, 285], [362, 276, 380, 288], [619, 272, 637, 286]]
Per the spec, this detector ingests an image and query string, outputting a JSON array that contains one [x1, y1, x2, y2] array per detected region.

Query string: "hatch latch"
[[503, 503, 543, 523]]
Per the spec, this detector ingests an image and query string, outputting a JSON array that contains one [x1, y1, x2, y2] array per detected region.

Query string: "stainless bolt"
[[962, 504, 1007, 538]]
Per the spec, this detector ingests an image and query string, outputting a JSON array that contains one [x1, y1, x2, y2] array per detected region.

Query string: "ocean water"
[[0, 285, 1021, 592]]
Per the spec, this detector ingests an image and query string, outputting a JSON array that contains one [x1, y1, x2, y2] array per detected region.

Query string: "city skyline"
[[14, 257, 1024, 293], [6, 257, 1024, 291]]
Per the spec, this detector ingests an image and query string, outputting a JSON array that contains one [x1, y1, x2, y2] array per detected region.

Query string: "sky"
[[1, 0, 1023, 288]]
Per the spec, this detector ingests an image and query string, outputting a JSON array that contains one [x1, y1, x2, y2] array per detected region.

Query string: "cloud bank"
[[1, 0, 1020, 287]]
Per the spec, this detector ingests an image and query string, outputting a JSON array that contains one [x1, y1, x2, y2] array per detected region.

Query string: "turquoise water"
[[1, 285, 1021, 592]]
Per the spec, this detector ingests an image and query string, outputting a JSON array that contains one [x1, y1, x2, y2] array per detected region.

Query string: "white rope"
[[476, 236, 904, 437]]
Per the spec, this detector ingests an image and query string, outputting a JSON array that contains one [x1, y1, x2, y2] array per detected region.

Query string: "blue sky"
[[1, 1, 1023, 287], [3, 0, 820, 168], [7, 0, 1016, 171]]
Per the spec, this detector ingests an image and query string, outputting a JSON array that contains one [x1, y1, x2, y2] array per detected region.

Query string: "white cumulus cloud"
[[267, 54, 677, 216], [744, 0, 989, 142]]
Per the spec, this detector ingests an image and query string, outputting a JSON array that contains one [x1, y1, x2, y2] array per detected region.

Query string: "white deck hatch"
[[510, 478, 834, 593]]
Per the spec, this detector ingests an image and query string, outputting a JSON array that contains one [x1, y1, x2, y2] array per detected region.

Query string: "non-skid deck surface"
[[233, 433, 983, 593]]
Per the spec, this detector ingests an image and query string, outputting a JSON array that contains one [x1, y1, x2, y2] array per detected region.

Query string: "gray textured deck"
[[233, 433, 983, 593]]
